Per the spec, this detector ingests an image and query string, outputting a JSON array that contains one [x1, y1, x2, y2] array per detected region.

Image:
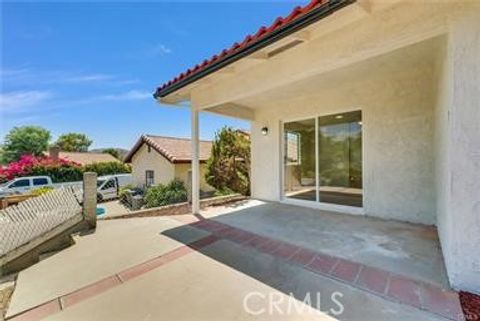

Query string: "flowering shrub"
[[0, 155, 132, 184], [0, 155, 82, 183]]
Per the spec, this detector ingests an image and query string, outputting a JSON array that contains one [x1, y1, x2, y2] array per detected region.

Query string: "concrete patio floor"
[[201, 200, 449, 289], [5, 200, 462, 321], [6, 216, 209, 318]]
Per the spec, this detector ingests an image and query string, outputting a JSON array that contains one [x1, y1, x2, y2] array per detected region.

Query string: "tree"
[[55, 133, 92, 152], [205, 127, 250, 195], [102, 148, 120, 160], [2, 126, 51, 162]]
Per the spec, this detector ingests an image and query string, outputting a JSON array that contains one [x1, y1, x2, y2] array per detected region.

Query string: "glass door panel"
[[318, 111, 362, 207], [283, 119, 316, 201]]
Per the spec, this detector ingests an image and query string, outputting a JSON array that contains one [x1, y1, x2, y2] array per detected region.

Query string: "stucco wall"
[[251, 52, 436, 225], [434, 12, 480, 294], [131, 144, 214, 191], [131, 143, 175, 187], [174, 163, 215, 192]]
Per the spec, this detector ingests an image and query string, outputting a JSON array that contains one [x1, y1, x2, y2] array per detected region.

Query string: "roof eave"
[[154, 0, 355, 100]]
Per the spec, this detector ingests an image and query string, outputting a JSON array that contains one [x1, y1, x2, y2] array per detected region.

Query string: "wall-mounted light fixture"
[[261, 127, 269, 136]]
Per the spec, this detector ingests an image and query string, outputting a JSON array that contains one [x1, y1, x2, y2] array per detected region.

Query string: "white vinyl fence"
[[0, 187, 83, 256]]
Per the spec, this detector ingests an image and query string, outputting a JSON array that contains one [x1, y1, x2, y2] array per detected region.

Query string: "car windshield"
[[97, 179, 106, 187]]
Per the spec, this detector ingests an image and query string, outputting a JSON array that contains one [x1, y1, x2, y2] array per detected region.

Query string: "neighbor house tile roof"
[[58, 152, 120, 165], [124, 135, 212, 164], [154, 0, 352, 98]]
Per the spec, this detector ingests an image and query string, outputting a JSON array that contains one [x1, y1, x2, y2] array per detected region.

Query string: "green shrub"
[[118, 184, 137, 203], [213, 187, 234, 197], [83, 162, 131, 177], [118, 184, 135, 198], [31, 186, 54, 196], [0, 155, 131, 184], [144, 179, 188, 208], [205, 127, 250, 195], [30, 163, 83, 182]]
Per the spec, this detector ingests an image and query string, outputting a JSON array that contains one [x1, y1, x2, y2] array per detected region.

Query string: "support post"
[[83, 172, 97, 228], [191, 109, 200, 214]]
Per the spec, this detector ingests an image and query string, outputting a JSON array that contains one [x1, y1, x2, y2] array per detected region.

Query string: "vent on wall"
[[267, 39, 304, 58]]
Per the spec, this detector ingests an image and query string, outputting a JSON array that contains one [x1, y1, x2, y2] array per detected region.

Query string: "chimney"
[[49, 146, 60, 161]]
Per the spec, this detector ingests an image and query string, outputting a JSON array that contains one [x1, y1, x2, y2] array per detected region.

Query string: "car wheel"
[[97, 193, 103, 203]]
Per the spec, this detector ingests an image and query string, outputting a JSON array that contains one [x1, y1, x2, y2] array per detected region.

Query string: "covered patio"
[[5, 201, 463, 320], [155, 0, 480, 295]]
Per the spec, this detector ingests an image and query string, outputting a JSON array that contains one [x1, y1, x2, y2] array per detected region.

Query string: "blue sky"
[[1, 1, 303, 149]]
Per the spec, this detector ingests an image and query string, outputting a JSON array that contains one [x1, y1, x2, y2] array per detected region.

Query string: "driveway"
[[6, 201, 463, 321]]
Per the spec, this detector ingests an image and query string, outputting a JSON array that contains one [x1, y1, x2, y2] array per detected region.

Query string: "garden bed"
[[101, 194, 246, 220], [460, 291, 480, 321]]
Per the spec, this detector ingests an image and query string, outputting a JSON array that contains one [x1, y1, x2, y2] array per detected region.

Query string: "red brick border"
[[7, 300, 61, 321], [188, 218, 464, 321]]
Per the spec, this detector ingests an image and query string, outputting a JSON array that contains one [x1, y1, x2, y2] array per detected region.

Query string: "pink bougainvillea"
[[0, 155, 81, 183]]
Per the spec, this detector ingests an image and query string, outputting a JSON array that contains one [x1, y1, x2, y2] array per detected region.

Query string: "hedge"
[[0, 155, 131, 184], [144, 179, 188, 208]]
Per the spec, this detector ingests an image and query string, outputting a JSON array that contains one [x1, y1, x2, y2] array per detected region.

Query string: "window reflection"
[[318, 111, 362, 207], [284, 118, 316, 201], [283, 111, 363, 207]]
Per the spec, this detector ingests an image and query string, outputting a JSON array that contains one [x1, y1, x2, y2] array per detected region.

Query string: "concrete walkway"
[[6, 201, 462, 321], [6, 217, 208, 318], [97, 200, 131, 218]]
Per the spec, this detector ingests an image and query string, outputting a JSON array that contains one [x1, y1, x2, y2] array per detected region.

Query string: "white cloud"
[[1, 68, 138, 86], [97, 90, 152, 101], [127, 44, 173, 59], [0, 90, 53, 113], [147, 44, 172, 56], [63, 74, 115, 83]]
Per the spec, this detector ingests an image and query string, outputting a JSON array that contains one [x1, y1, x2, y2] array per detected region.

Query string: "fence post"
[[83, 172, 97, 228]]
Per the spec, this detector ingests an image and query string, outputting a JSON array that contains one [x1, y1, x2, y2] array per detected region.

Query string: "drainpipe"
[[191, 109, 200, 214]]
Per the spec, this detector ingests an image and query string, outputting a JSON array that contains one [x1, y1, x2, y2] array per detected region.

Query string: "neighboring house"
[[124, 135, 214, 191], [153, 1, 480, 293], [48, 147, 120, 165]]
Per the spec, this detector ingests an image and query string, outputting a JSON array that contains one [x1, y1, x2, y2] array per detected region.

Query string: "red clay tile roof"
[[45, 151, 120, 165], [154, 0, 353, 98], [124, 135, 212, 164]]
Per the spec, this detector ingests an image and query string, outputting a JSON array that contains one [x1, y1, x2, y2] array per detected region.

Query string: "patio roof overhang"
[[153, 0, 356, 101], [155, 0, 457, 121]]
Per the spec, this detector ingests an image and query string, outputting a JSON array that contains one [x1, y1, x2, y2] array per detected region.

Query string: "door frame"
[[279, 111, 365, 216]]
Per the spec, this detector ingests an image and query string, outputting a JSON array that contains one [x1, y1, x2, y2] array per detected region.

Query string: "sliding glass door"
[[283, 111, 363, 207], [283, 119, 316, 201]]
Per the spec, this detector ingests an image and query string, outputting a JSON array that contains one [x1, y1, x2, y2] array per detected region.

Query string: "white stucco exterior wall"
[[251, 53, 437, 225], [174, 163, 215, 192], [130, 143, 214, 191], [131, 144, 175, 187], [434, 12, 480, 294]]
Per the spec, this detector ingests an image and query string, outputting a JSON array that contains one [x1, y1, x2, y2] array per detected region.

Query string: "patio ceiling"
[[205, 36, 443, 118]]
